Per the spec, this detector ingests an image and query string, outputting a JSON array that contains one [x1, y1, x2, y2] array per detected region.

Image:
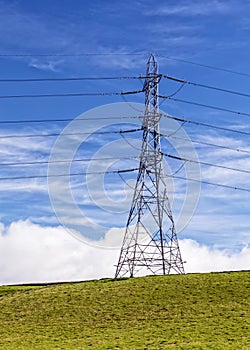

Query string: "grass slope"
[[0, 271, 249, 349]]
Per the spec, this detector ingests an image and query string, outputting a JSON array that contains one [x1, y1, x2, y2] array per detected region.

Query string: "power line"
[[0, 156, 140, 167], [164, 82, 186, 99], [0, 115, 143, 125], [163, 114, 250, 136], [0, 75, 157, 83], [158, 95, 250, 118], [163, 74, 250, 99], [158, 54, 250, 78], [170, 174, 250, 193], [0, 168, 139, 181], [164, 134, 250, 155], [162, 152, 250, 175], [0, 89, 144, 99], [0, 127, 142, 139], [0, 53, 148, 57]]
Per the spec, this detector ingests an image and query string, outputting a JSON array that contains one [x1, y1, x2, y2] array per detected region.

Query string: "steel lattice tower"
[[115, 54, 185, 278]]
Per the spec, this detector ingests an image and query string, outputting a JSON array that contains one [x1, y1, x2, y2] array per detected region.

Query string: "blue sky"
[[0, 0, 250, 283]]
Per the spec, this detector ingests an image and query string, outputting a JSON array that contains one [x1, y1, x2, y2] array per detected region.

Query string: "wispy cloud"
[[29, 58, 63, 72], [0, 179, 47, 193], [0, 1, 149, 72], [0, 133, 54, 188], [145, 1, 235, 17]]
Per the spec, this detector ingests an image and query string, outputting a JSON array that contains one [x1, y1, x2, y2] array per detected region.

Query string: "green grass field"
[[0, 271, 249, 349]]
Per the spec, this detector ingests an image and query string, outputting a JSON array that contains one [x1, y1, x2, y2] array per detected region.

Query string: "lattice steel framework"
[[115, 54, 185, 278]]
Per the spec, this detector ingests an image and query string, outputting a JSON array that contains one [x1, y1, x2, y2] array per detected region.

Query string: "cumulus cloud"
[[0, 220, 249, 285], [0, 220, 119, 285], [180, 239, 250, 273]]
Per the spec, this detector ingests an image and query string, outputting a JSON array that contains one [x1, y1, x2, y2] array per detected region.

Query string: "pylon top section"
[[143, 54, 161, 117], [147, 53, 158, 75]]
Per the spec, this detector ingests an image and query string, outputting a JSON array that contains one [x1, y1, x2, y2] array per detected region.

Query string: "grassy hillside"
[[0, 271, 249, 349]]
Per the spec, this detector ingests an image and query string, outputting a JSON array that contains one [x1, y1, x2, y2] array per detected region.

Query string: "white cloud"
[[0, 220, 119, 285], [180, 239, 250, 273], [0, 220, 249, 285]]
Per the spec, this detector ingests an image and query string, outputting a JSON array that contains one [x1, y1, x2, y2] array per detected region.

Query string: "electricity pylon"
[[115, 54, 185, 278]]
